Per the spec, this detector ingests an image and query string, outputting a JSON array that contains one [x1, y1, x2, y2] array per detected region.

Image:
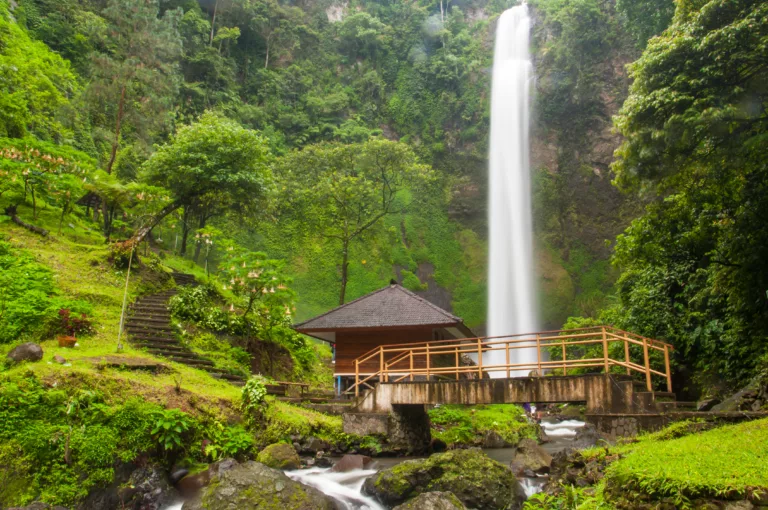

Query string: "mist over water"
[[486, 3, 537, 376]]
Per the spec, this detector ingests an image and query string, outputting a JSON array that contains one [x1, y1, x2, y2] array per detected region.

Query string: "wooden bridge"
[[346, 326, 673, 397]]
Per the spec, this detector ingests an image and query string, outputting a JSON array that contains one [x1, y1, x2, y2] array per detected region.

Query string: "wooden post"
[[380, 348, 386, 383], [410, 351, 414, 382], [355, 359, 359, 397], [426, 344, 431, 380], [664, 344, 672, 393], [506, 341, 510, 378], [455, 347, 460, 380], [642, 338, 652, 391], [477, 338, 483, 378], [561, 340, 567, 375], [602, 327, 609, 374], [624, 337, 631, 375], [536, 334, 542, 374]]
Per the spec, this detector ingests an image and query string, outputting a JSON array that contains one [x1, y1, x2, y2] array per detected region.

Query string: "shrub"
[[151, 408, 193, 454], [241, 376, 269, 416]]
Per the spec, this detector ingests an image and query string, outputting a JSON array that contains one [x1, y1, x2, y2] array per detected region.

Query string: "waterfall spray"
[[486, 3, 537, 376]]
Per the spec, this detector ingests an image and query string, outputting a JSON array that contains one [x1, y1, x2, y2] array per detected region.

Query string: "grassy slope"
[[605, 419, 768, 501], [429, 404, 538, 446]]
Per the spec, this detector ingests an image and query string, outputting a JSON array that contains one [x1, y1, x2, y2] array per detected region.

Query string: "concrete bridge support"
[[343, 374, 672, 449]]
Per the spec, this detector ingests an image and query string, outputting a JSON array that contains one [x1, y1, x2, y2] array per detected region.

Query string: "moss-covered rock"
[[362, 449, 525, 510], [184, 461, 335, 510], [393, 491, 467, 509], [256, 443, 301, 470]]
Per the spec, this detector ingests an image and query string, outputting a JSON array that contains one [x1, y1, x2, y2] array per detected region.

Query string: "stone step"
[[136, 342, 185, 352], [127, 323, 176, 333], [148, 349, 202, 360], [129, 332, 177, 342], [129, 305, 170, 313], [127, 316, 171, 325], [166, 357, 214, 367], [211, 372, 246, 382], [136, 297, 173, 304]]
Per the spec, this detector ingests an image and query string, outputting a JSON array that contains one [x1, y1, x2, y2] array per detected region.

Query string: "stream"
[[161, 418, 585, 510], [286, 418, 585, 509]]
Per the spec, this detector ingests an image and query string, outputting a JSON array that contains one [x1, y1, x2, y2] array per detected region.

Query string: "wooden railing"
[[347, 326, 673, 397]]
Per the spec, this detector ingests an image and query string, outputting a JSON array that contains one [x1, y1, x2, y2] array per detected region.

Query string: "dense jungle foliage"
[[1, 0, 766, 388]]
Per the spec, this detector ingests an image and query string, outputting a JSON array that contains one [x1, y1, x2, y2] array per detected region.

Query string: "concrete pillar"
[[388, 404, 432, 454]]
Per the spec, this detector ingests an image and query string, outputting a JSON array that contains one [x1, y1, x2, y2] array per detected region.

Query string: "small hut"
[[293, 281, 474, 393]]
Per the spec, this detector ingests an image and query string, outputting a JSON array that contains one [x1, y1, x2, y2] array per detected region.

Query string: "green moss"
[[428, 404, 538, 447], [256, 443, 300, 470]]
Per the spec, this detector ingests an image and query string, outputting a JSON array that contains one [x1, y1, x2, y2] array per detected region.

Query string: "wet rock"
[[429, 438, 448, 453], [724, 501, 754, 510], [482, 430, 506, 449], [7, 343, 43, 363], [79, 463, 177, 510], [303, 436, 330, 454], [571, 423, 600, 449], [696, 398, 720, 412], [177, 471, 210, 499], [170, 468, 189, 484], [363, 449, 526, 510], [332, 454, 373, 472], [393, 492, 467, 510], [314, 451, 333, 467], [257, 443, 301, 470], [510, 439, 552, 475], [53, 355, 67, 364], [182, 461, 335, 510]]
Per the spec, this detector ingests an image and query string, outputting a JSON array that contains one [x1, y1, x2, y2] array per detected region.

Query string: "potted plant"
[[57, 309, 92, 347]]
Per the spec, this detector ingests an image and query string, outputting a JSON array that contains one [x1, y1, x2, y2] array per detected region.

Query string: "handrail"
[[347, 326, 674, 397]]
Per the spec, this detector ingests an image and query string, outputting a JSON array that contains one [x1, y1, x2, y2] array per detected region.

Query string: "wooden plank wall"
[[335, 327, 436, 374]]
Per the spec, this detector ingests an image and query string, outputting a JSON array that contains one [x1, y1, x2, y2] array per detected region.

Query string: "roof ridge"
[[392, 285, 462, 322], [292, 285, 392, 328], [292, 282, 463, 330]]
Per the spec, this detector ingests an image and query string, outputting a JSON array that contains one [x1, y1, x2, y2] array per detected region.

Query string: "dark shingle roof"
[[293, 284, 464, 331]]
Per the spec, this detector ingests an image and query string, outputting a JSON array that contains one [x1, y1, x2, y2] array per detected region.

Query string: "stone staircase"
[[278, 390, 354, 415], [126, 272, 246, 386], [614, 375, 698, 413]]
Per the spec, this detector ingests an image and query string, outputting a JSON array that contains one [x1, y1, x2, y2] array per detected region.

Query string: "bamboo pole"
[[426, 344, 430, 380], [561, 340, 567, 375], [477, 338, 483, 378], [506, 341, 511, 378], [642, 338, 652, 391], [380, 348, 386, 383], [355, 359, 359, 397], [410, 351, 414, 382], [664, 344, 672, 393], [455, 347, 460, 380], [624, 337, 631, 375], [601, 327, 609, 374], [536, 334, 542, 374]]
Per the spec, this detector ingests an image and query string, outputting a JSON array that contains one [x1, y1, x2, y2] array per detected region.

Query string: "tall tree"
[[134, 111, 272, 246], [86, 0, 183, 174], [609, 0, 768, 385], [278, 139, 434, 304]]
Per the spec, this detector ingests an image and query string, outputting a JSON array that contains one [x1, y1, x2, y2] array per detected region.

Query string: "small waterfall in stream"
[[486, 2, 538, 376]]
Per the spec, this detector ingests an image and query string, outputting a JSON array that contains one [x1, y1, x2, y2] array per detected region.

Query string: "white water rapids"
[[486, 3, 538, 376]]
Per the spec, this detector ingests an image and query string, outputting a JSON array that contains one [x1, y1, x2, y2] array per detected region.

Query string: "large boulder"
[[7, 343, 43, 363], [482, 430, 506, 449], [509, 439, 552, 475], [393, 492, 467, 510], [257, 443, 301, 470], [183, 461, 336, 510], [332, 454, 373, 473], [80, 464, 178, 510], [363, 449, 526, 510], [176, 459, 238, 499], [302, 436, 331, 454], [571, 423, 600, 449]]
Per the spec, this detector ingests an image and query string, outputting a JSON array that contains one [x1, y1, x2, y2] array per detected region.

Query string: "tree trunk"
[[127, 200, 184, 247], [192, 213, 207, 263], [5, 205, 48, 237], [264, 38, 270, 69], [338, 239, 350, 305], [180, 207, 190, 256], [209, 0, 219, 45], [105, 85, 126, 175]]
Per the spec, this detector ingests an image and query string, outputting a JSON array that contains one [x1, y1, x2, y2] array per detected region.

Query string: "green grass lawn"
[[428, 403, 538, 446], [605, 418, 768, 503]]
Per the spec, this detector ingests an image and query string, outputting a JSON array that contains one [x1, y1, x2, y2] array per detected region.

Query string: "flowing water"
[[486, 2, 537, 376], [160, 418, 583, 510]]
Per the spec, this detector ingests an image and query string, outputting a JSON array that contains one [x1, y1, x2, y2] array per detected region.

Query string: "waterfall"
[[486, 3, 537, 376]]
